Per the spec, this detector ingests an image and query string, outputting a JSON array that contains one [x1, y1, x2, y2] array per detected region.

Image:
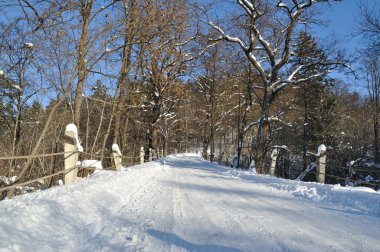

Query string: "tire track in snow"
[[82, 162, 168, 251], [2, 154, 379, 251], [161, 155, 380, 252]]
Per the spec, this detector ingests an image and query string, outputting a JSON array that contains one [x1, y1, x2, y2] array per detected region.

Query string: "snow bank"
[[176, 153, 380, 216], [81, 160, 103, 170], [222, 168, 380, 216]]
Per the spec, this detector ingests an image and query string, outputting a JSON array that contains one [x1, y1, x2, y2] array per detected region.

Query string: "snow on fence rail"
[[0, 124, 155, 198]]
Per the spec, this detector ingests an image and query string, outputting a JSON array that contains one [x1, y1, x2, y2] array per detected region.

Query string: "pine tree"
[[292, 32, 335, 170]]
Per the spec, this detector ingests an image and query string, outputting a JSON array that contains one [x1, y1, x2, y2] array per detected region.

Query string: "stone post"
[[64, 124, 83, 185], [316, 144, 327, 184], [270, 148, 278, 176], [112, 143, 122, 172], [140, 147, 144, 164]]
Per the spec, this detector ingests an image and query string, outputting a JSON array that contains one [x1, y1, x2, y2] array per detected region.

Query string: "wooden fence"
[[216, 143, 379, 189], [0, 123, 155, 199], [268, 144, 380, 189]]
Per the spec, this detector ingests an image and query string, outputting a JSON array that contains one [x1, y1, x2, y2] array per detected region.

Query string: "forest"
[[0, 0, 379, 199]]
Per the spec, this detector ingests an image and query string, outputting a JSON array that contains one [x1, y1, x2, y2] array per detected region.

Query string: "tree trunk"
[[202, 141, 209, 160], [202, 114, 210, 159], [74, 0, 92, 129], [163, 134, 168, 156], [374, 119, 379, 163], [236, 132, 244, 168], [121, 116, 129, 154], [113, 0, 136, 144], [303, 85, 309, 171], [254, 102, 270, 174], [210, 140, 215, 162], [7, 95, 68, 198], [152, 126, 158, 152], [113, 40, 129, 144]]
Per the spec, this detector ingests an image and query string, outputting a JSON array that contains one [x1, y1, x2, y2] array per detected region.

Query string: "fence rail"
[[0, 151, 76, 160], [3, 136, 380, 199], [270, 145, 380, 189], [0, 165, 77, 193], [0, 123, 158, 199]]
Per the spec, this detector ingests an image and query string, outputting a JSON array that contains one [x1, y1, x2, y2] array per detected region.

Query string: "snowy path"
[[0, 154, 379, 251]]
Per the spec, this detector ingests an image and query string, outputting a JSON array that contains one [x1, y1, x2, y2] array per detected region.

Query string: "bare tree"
[[136, 0, 191, 153], [358, 1, 380, 48], [208, 0, 342, 173], [358, 1, 380, 162], [112, 0, 139, 145]]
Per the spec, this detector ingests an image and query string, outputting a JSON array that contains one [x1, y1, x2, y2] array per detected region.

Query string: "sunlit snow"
[[0, 154, 379, 251]]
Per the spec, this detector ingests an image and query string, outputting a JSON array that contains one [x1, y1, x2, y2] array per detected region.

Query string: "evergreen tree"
[[292, 32, 335, 170]]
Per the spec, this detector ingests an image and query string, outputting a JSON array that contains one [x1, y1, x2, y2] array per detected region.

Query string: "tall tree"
[[209, 0, 343, 173], [137, 0, 191, 153], [112, 0, 139, 145], [292, 31, 335, 169], [358, 1, 380, 162]]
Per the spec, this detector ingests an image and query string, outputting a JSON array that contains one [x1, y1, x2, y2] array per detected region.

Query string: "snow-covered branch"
[[271, 72, 325, 93], [208, 22, 247, 50], [268, 116, 293, 127], [243, 120, 260, 133]]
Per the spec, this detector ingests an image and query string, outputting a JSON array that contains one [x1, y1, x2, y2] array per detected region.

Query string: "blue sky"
[[312, 0, 362, 49], [311, 0, 378, 92]]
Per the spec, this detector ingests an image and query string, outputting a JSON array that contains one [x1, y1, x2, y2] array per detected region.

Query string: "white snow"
[[0, 70, 4, 76], [271, 148, 278, 157], [81, 160, 103, 170], [0, 154, 379, 251], [316, 144, 327, 156], [112, 144, 121, 155], [11, 84, 22, 91], [23, 42, 34, 48], [65, 123, 83, 152], [10, 176, 17, 183]]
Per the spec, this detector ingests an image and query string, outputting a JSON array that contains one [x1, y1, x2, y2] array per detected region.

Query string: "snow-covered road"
[[0, 154, 379, 251]]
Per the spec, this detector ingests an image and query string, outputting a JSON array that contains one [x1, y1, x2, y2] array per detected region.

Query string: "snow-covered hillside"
[[0, 154, 379, 252]]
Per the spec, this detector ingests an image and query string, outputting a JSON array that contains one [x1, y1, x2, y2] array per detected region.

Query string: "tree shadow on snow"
[[147, 229, 244, 252]]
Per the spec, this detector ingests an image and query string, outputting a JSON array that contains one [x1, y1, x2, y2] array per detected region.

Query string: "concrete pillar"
[[112, 143, 122, 171], [270, 148, 278, 176], [64, 124, 82, 185], [140, 147, 144, 164], [316, 144, 327, 184]]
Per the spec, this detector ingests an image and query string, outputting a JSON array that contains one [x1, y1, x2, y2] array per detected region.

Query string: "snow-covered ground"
[[0, 153, 379, 252]]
